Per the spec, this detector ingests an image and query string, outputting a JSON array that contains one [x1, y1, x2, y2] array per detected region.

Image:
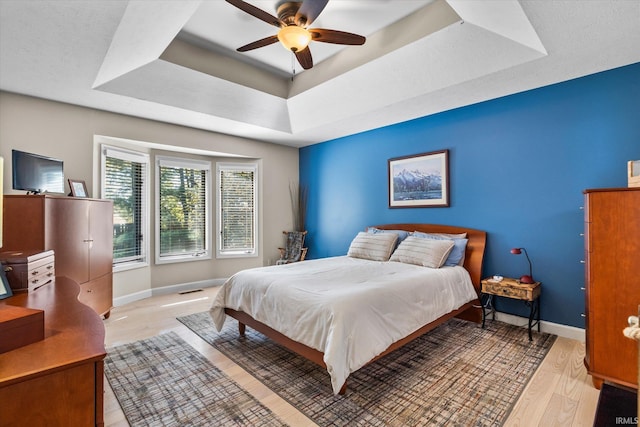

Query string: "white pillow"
[[390, 236, 455, 268], [347, 232, 398, 261]]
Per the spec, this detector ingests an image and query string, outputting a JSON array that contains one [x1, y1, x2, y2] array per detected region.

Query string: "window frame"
[[216, 162, 259, 259], [100, 145, 150, 272], [155, 156, 212, 264]]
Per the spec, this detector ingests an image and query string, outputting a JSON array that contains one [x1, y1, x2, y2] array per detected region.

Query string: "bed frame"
[[225, 223, 487, 394]]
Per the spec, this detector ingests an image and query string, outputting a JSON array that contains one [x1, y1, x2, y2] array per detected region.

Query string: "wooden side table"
[[480, 277, 541, 341]]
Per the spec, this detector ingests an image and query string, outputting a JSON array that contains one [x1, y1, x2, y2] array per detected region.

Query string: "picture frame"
[[388, 149, 449, 208], [0, 266, 13, 300], [68, 179, 88, 198]]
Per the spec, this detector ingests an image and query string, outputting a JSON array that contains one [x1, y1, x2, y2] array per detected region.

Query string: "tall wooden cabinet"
[[583, 187, 640, 389], [2, 195, 113, 317]]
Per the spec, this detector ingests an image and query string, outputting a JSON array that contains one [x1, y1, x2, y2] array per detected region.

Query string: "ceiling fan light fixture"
[[277, 25, 311, 52]]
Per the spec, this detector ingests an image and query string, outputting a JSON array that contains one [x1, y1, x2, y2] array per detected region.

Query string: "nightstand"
[[480, 277, 541, 341]]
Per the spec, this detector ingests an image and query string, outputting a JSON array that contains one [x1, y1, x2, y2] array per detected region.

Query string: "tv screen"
[[12, 149, 64, 194]]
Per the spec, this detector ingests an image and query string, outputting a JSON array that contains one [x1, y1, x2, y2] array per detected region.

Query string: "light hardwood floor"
[[103, 287, 600, 426]]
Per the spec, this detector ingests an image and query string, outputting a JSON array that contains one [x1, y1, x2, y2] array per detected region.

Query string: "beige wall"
[[0, 91, 299, 299]]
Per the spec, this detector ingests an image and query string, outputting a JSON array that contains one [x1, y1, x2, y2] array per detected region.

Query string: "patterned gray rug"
[[177, 312, 557, 426], [104, 331, 287, 426]]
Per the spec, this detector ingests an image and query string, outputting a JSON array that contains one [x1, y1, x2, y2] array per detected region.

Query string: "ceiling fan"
[[226, 0, 366, 70]]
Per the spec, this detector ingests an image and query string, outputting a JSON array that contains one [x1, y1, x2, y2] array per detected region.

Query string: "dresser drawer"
[[27, 263, 56, 290], [481, 278, 541, 301], [483, 281, 528, 299], [77, 274, 112, 316]]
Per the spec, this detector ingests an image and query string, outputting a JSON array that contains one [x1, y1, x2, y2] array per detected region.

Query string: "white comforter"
[[209, 256, 478, 394]]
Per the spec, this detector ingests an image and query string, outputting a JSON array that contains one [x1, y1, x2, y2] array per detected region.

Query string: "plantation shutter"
[[103, 147, 147, 264], [219, 164, 256, 255], [158, 158, 209, 258]]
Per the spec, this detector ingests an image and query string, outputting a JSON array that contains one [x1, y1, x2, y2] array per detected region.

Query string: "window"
[[101, 146, 149, 269], [217, 162, 258, 258], [156, 156, 211, 263]]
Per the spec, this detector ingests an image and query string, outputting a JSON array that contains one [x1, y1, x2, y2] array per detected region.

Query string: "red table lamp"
[[510, 247, 534, 284]]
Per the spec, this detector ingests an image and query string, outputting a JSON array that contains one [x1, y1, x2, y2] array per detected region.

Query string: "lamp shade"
[[277, 25, 311, 52], [510, 247, 534, 284]]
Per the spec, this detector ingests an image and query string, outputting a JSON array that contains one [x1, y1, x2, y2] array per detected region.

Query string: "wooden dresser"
[[583, 187, 640, 389], [0, 277, 106, 426], [2, 195, 113, 317]]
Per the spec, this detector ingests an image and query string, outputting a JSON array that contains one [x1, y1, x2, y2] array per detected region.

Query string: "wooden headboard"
[[370, 224, 487, 292]]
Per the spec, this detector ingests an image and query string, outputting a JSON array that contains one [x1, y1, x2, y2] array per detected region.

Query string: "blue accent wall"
[[299, 62, 640, 328]]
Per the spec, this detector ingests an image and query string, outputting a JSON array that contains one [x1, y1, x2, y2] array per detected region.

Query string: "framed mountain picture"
[[388, 149, 449, 208]]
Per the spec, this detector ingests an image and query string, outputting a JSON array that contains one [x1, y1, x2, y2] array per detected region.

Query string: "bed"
[[210, 223, 486, 394]]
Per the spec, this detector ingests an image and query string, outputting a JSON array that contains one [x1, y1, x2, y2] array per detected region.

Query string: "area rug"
[[104, 331, 287, 426], [177, 312, 557, 426]]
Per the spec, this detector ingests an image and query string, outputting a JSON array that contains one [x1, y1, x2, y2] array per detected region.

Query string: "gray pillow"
[[389, 236, 455, 268], [347, 232, 398, 261]]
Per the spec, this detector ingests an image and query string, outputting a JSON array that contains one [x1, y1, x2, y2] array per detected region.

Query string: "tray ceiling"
[[1, 0, 638, 148]]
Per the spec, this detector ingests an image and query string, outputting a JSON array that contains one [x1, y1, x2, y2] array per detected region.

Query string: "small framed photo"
[[388, 149, 450, 208], [0, 266, 13, 300], [68, 179, 88, 197]]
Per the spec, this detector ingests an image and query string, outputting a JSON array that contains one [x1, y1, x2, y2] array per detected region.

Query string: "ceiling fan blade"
[[237, 35, 279, 52], [310, 28, 366, 45], [295, 0, 329, 27], [295, 47, 313, 70], [225, 0, 282, 28]]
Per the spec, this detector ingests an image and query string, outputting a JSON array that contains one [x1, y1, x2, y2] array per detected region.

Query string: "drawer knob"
[[31, 270, 39, 275], [579, 260, 585, 264], [46, 265, 53, 270], [581, 313, 586, 318], [580, 287, 585, 291]]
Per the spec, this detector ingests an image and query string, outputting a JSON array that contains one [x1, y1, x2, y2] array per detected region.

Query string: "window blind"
[[158, 159, 209, 259], [103, 148, 148, 264], [218, 164, 256, 255]]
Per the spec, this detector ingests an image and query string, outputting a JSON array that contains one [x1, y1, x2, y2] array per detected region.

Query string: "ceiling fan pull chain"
[[291, 52, 296, 81]]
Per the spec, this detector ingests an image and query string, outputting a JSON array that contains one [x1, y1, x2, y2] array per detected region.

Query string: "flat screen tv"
[[12, 149, 64, 194]]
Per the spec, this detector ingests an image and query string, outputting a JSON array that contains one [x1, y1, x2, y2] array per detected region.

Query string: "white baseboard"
[[113, 289, 153, 307], [149, 278, 227, 297], [492, 311, 585, 342], [113, 278, 227, 307]]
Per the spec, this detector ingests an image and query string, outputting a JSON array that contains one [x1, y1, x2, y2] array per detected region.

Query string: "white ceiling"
[[0, 0, 638, 148]]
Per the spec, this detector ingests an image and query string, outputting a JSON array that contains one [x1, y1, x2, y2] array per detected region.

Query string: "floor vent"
[[178, 289, 204, 295]]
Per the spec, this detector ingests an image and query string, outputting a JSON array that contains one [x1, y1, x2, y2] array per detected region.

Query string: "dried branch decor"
[[289, 182, 308, 232]]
